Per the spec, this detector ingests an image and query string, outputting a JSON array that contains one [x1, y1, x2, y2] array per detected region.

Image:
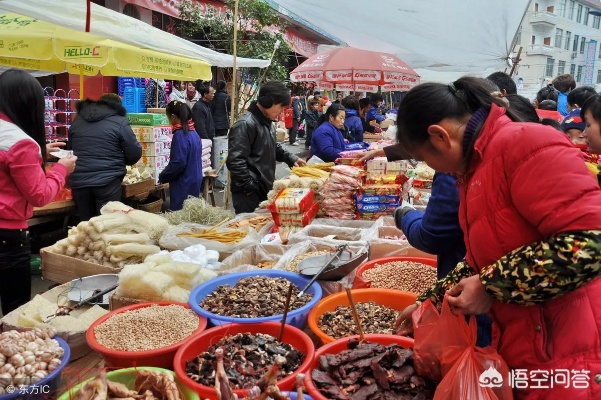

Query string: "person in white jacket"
[[169, 81, 186, 103]]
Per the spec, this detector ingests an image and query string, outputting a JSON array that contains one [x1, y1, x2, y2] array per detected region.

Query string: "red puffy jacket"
[[458, 105, 601, 399]]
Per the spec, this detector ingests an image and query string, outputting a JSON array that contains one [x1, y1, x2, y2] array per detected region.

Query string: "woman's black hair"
[[0, 69, 46, 161], [317, 103, 346, 126], [359, 97, 372, 109], [506, 94, 540, 123], [536, 85, 559, 104], [396, 76, 520, 148], [216, 80, 227, 91], [581, 93, 601, 124], [341, 96, 360, 112], [166, 100, 193, 134], [568, 86, 596, 107], [538, 100, 558, 110], [540, 118, 563, 132]]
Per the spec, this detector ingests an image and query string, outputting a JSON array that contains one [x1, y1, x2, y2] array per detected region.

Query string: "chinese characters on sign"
[[479, 366, 591, 390]]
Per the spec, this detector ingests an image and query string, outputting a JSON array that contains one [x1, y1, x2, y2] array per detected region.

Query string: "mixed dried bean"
[[286, 250, 331, 272], [200, 277, 313, 318], [318, 302, 399, 339], [362, 261, 437, 294]]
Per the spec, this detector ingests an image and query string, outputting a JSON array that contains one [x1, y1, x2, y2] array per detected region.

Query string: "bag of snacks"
[[268, 188, 315, 214], [272, 202, 319, 228], [330, 165, 367, 178]]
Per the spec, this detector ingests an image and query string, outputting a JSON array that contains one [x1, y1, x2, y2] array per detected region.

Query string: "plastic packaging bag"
[[413, 297, 512, 400], [268, 188, 315, 214], [215, 243, 288, 275], [159, 223, 260, 259], [330, 165, 367, 178]]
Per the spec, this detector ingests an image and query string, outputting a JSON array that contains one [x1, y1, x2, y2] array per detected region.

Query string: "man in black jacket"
[[212, 80, 231, 137], [227, 81, 307, 214], [68, 94, 142, 220], [192, 85, 215, 140]]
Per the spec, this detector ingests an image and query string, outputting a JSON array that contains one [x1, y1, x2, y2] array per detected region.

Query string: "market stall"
[[0, 142, 518, 399]]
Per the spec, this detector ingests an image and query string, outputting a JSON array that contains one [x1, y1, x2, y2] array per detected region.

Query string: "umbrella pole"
[[225, 0, 240, 210], [79, 0, 91, 100], [79, 65, 84, 99]]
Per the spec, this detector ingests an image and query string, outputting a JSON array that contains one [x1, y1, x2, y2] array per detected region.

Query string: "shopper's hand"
[[58, 154, 77, 174], [447, 275, 493, 315], [46, 142, 66, 158], [294, 159, 307, 167], [394, 303, 419, 336], [357, 148, 385, 162]]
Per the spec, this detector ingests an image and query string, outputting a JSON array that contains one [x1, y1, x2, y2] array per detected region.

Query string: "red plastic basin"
[[173, 322, 316, 399], [304, 334, 415, 400], [354, 256, 437, 289], [86, 301, 207, 369], [308, 288, 417, 345]]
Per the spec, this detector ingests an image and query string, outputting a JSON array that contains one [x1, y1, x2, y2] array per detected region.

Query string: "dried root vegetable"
[[227, 216, 272, 231], [177, 228, 247, 244]]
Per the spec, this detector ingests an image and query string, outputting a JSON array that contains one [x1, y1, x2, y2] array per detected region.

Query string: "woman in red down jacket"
[[394, 76, 601, 399]]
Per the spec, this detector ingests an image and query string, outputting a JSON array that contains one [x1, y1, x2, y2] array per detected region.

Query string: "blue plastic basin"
[[0, 337, 70, 400], [189, 270, 322, 329]]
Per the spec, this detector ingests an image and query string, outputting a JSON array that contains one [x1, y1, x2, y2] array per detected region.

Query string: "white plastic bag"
[[216, 243, 289, 276], [288, 225, 365, 246], [307, 155, 326, 164], [159, 223, 260, 260]]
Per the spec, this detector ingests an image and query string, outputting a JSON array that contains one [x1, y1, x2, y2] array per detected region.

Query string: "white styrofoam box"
[[131, 125, 172, 142]]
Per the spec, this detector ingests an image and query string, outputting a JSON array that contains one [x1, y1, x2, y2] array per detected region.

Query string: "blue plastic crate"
[[117, 77, 145, 96], [123, 86, 146, 113]]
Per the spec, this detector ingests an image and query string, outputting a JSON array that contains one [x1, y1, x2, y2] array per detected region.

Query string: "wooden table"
[[29, 200, 76, 229], [58, 351, 105, 394]]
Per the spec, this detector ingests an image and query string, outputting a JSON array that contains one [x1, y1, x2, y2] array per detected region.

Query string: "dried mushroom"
[[200, 277, 312, 318], [318, 302, 399, 339], [185, 333, 305, 390]]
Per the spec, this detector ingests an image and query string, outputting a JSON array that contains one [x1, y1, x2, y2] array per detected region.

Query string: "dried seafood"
[[312, 339, 435, 400], [185, 333, 305, 390], [318, 302, 399, 339], [200, 277, 312, 318]]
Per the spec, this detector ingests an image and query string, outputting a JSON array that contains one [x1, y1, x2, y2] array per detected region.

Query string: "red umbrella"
[[290, 47, 420, 90]]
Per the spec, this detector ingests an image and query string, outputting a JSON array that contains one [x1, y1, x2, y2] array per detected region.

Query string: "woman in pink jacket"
[[0, 69, 76, 314], [395, 76, 601, 399]]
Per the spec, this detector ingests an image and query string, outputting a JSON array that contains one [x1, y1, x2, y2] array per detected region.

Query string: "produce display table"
[[29, 200, 76, 229]]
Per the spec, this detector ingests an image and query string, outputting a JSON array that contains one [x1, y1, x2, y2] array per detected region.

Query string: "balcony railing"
[[530, 11, 558, 26], [527, 44, 555, 55]]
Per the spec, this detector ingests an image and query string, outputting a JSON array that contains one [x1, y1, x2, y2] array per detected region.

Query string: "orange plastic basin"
[[354, 256, 437, 289], [86, 301, 207, 369], [308, 288, 417, 345]]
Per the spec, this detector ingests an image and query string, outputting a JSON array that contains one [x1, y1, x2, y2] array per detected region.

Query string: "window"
[[534, 3, 539, 12], [555, 28, 563, 47], [532, 35, 536, 45], [574, 34, 580, 51], [581, 36, 586, 53], [544, 37, 551, 46], [577, 65, 583, 82], [569, 0, 575, 19], [577, 4, 583, 22], [571, 64, 576, 75], [516, 26, 522, 45], [597, 70, 601, 84], [560, 0, 567, 16], [558, 60, 566, 75], [599, 45, 601, 59], [546, 57, 555, 77], [585, 7, 590, 25], [595, 15, 600, 29], [565, 31, 572, 49]]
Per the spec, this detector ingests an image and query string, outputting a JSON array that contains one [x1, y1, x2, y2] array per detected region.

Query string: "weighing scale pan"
[[68, 274, 118, 306]]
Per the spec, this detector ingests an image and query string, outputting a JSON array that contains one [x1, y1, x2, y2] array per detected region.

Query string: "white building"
[[515, 0, 601, 99]]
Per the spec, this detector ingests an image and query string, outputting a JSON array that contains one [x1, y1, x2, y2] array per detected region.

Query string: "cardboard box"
[[0, 283, 99, 361], [140, 141, 170, 157], [41, 247, 121, 284], [131, 125, 172, 142], [137, 155, 169, 169], [109, 294, 144, 311], [127, 113, 170, 126]]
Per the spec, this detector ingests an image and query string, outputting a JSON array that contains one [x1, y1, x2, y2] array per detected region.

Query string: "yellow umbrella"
[[0, 13, 212, 88]]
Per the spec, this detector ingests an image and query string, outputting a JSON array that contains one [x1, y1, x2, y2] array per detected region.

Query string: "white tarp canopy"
[[0, 0, 270, 69], [273, 0, 531, 83]]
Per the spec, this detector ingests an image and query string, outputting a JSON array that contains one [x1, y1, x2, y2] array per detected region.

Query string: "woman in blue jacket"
[[341, 96, 364, 142], [159, 101, 203, 211], [310, 104, 346, 162]]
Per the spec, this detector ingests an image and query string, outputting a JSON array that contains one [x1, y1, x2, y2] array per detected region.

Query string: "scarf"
[[172, 119, 195, 132], [186, 88, 197, 102]]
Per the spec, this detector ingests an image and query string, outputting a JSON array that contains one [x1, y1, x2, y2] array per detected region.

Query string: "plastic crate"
[[117, 77, 145, 96], [123, 86, 146, 113]]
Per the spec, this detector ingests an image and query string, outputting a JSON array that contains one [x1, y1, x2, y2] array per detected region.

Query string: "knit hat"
[[561, 108, 585, 132]]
